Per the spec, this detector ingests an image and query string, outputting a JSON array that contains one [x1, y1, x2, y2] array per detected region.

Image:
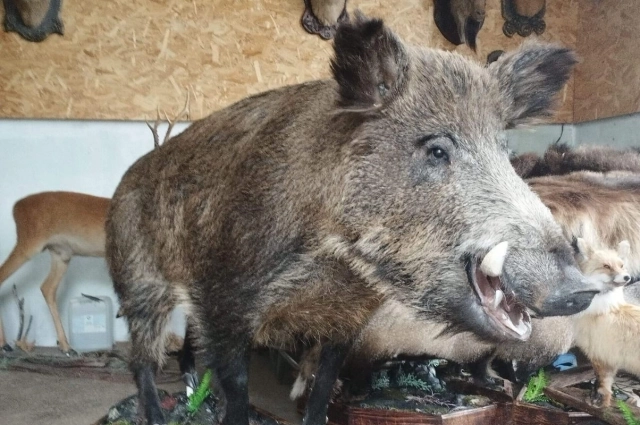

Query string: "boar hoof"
[[183, 371, 199, 396], [301, 0, 349, 40]]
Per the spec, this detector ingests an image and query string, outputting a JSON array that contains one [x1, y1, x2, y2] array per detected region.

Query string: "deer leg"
[[592, 359, 617, 408], [0, 239, 44, 351], [40, 250, 73, 354]]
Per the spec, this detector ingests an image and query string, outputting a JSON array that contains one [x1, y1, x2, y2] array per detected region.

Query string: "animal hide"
[[301, 0, 349, 40], [433, 0, 486, 51], [3, 0, 63, 42]]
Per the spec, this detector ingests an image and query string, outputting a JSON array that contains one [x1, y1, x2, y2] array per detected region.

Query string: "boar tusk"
[[493, 289, 505, 309], [480, 241, 509, 277]]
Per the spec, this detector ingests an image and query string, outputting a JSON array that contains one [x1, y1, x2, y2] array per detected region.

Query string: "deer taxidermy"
[[0, 192, 109, 354], [502, 0, 546, 38], [3, 0, 64, 42], [301, 0, 348, 40], [0, 98, 189, 355], [433, 0, 486, 51]]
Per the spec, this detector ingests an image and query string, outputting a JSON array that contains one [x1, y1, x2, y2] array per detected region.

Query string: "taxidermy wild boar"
[[106, 12, 595, 425], [511, 143, 640, 179]]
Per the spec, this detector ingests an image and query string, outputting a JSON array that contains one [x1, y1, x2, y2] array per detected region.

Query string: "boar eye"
[[429, 147, 448, 161]]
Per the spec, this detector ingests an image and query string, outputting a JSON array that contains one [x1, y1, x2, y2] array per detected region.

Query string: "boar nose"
[[539, 288, 599, 317], [537, 266, 600, 317]]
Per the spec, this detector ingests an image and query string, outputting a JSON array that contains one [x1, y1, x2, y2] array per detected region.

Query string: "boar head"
[[327, 14, 595, 343]]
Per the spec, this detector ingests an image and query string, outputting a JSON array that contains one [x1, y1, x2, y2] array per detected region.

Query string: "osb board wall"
[[574, 0, 640, 122], [0, 0, 576, 122]]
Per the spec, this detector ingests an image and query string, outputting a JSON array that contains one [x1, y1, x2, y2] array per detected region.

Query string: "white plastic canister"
[[68, 295, 114, 352]]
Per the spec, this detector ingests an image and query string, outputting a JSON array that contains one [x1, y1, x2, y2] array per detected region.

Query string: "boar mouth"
[[465, 251, 532, 341]]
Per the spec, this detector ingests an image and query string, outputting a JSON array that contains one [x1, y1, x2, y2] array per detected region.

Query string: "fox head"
[[575, 238, 631, 289]]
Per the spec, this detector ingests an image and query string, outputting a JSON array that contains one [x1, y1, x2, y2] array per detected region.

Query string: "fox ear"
[[575, 238, 592, 260], [617, 240, 631, 259]]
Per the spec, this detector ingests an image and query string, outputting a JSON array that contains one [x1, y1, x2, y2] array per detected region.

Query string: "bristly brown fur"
[[330, 11, 409, 111], [511, 143, 640, 179], [255, 281, 383, 349]]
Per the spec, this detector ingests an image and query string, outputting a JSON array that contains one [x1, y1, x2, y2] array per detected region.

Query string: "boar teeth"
[[504, 312, 529, 336], [493, 289, 505, 309], [480, 241, 509, 277]]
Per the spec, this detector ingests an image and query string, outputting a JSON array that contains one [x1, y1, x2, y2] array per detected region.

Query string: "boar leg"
[[178, 321, 199, 393], [212, 347, 251, 425], [133, 362, 165, 425], [468, 352, 496, 384], [302, 343, 349, 425], [592, 359, 617, 407], [123, 280, 176, 425]]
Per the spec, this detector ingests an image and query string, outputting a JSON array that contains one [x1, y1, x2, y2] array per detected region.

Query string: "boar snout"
[[537, 266, 600, 317], [539, 288, 599, 316]]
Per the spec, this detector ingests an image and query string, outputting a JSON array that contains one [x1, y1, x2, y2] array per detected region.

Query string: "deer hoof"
[[1, 343, 13, 352], [63, 348, 79, 357]]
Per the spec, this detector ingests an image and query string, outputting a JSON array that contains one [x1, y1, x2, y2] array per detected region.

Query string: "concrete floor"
[[0, 350, 302, 425]]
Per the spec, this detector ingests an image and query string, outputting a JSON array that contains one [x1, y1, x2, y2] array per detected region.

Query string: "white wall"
[[0, 119, 189, 348], [574, 112, 640, 148], [506, 123, 574, 154]]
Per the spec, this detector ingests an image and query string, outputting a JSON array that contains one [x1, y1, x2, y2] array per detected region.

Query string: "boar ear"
[[489, 41, 577, 128], [618, 240, 631, 259], [331, 11, 409, 111]]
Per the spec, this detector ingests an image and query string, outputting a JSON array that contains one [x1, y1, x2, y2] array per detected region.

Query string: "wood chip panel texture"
[[0, 0, 576, 121], [574, 0, 640, 122]]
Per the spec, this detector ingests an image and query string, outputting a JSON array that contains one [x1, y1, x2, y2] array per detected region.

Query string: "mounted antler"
[[146, 91, 191, 149]]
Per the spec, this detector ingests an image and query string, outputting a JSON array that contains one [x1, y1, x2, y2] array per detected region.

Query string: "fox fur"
[[573, 285, 640, 407]]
